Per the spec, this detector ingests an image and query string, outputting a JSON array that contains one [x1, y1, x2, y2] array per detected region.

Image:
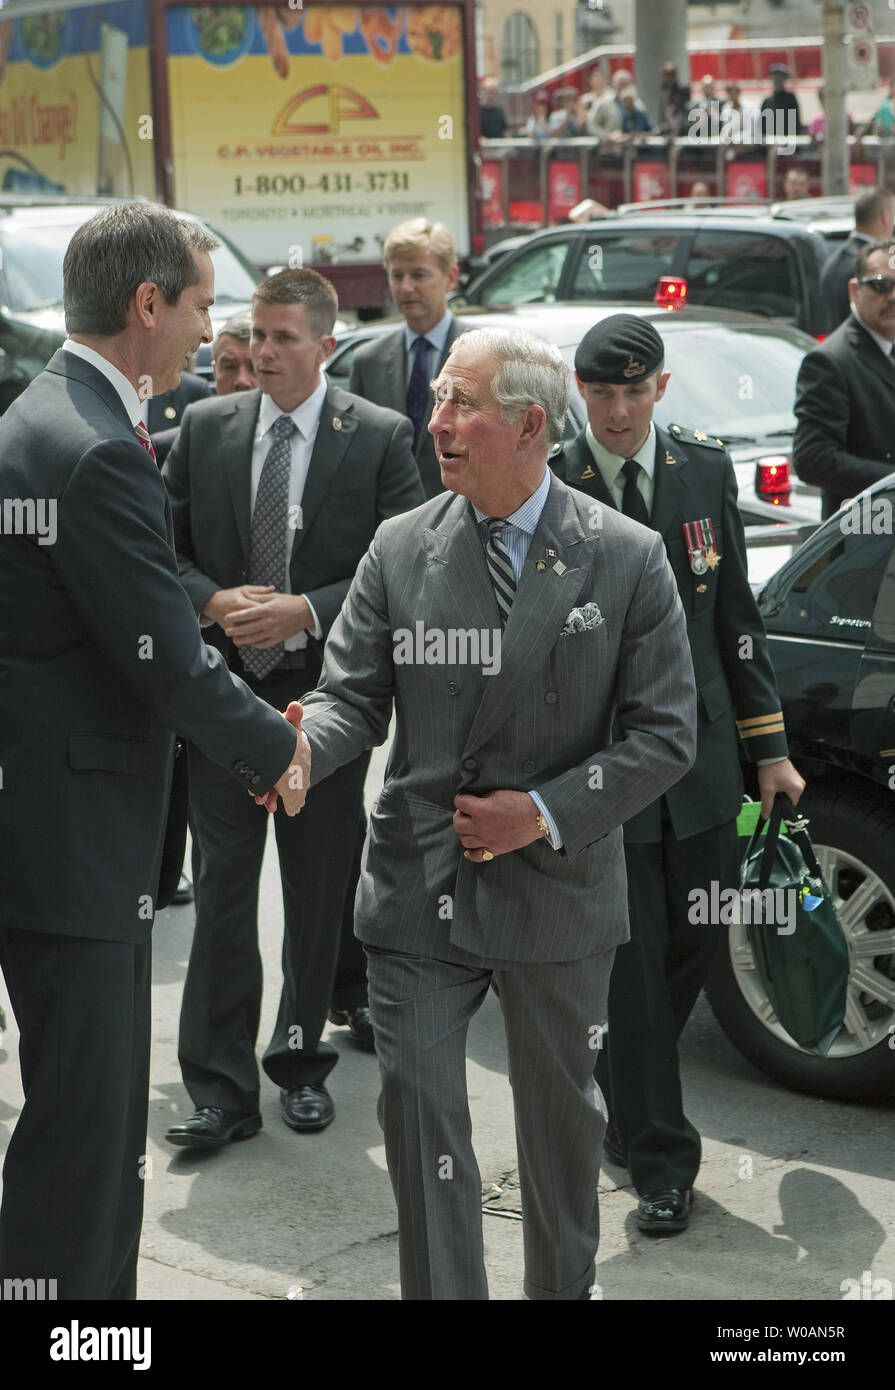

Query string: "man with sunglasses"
[[794, 238, 895, 518]]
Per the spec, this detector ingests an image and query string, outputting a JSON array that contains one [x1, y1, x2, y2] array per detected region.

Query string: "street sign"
[[846, 34, 879, 91], [849, 3, 871, 31]]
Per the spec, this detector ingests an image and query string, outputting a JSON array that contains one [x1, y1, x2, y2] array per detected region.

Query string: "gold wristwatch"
[[535, 811, 550, 838]]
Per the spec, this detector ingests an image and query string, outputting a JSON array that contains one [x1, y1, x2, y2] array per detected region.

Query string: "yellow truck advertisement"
[[166, 4, 470, 268], [0, 2, 154, 198], [0, 2, 471, 273]]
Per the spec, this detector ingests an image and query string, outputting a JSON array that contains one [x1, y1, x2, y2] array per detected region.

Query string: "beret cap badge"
[[622, 355, 646, 379]]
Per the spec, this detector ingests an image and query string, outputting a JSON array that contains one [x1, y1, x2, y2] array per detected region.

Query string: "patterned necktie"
[[242, 413, 295, 679], [405, 336, 432, 446], [134, 420, 157, 466], [621, 458, 650, 525], [484, 517, 516, 626]]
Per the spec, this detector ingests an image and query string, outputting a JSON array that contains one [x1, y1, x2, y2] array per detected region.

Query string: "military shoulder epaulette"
[[667, 424, 727, 450]]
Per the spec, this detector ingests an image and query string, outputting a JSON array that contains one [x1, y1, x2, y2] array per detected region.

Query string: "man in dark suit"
[[163, 268, 423, 1147], [293, 324, 697, 1297], [0, 203, 304, 1299], [349, 217, 468, 499], [555, 314, 805, 1234], [820, 187, 894, 330], [794, 238, 895, 519]]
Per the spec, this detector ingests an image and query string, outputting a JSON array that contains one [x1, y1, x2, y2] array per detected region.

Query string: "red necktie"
[[135, 420, 157, 465]]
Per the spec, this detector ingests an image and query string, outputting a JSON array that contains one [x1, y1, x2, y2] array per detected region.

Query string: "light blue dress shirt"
[[404, 308, 453, 388]]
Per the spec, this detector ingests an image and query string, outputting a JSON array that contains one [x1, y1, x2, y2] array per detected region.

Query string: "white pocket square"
[[560, 602, 604, 636]]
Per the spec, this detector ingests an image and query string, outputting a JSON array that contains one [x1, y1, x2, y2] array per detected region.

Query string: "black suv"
[[457, 212, 832, 338], [706, 478, 895, 1102]]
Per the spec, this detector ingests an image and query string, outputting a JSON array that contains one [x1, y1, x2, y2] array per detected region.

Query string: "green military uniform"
[[553, 419, 788, 1197]]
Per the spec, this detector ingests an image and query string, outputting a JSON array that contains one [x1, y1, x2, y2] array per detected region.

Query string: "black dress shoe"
[[172, 872, 194, 905], [602, 1121, 627, 1169], [166, 1106, 262, 1149], [328, 1005, 375, 1051], [636, 1187, 692, 1234], [281, 1085, 334, 1132]]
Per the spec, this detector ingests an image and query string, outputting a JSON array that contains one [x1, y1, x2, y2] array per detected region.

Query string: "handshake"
[[253, 700, 311, 817]]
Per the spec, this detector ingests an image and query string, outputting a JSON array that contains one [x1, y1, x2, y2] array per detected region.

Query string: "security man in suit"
[[348, 217, 468, 499], [163, 268, 424, 1147], [554, 315, 805, 1234], [819, 187, 894, 330], [795, 238, 895, 519]]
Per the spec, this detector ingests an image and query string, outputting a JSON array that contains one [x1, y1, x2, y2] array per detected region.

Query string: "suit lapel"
[[291, 383, 358, 562], [220, 391, 261, 564], [649, 426, 689, 538], [462, 476, 595, 756], [562, 432, 614, 505], [378, 330, 407, 414], [847, 314, 895, 393]]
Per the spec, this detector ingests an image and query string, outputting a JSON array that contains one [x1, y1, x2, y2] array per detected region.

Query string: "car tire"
[[705, 779, 895, 1101]]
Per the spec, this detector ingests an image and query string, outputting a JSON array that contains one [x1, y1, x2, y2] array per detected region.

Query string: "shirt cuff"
[[301, 595, 323, 641], [529, 792, 562, 850], [756, 756, 788, 766]]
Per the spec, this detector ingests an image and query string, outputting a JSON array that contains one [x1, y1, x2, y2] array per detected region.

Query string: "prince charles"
[[291, 327, 697, 1299]]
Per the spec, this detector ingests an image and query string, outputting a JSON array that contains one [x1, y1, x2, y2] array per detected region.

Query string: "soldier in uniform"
[[554, 314, 805, 1234]]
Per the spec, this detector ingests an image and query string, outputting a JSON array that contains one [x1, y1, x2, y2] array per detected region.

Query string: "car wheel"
[[705, 780, 895, 1100]]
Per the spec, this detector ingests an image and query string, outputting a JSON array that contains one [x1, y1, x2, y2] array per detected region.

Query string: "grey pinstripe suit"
[[300, 472, 696, 1297]]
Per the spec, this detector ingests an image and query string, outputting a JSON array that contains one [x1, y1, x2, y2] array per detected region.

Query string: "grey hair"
[[213, 310, 252, 356], [63, 202, 218, 337], [448, 327, 570, 445]]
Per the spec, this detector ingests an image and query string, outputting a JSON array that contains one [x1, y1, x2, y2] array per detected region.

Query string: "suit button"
[[447, 681, 460, 695], [523, 760, 535, 773], [233, 760, 245, 771], [251, 774, 261, 785], [462, 757, 478, 771], [545, 691, 558, 704]]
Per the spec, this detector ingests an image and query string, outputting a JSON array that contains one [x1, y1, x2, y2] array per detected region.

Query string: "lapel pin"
[[164, 406, 177, 420], [536, 560, 547, 571], [553, 559, 567, 576], [332, 417, 342, 430], [580, 465, 596, 480], [665, 450, 676, 465], [696, 583, 707, 593], [546, 548, 556, 557]]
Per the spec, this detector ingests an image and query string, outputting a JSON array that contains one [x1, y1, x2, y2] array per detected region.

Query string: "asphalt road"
[[1, 734, 893, 1312]]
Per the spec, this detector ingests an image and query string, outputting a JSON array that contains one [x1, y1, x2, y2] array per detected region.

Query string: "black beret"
[[575, 313, 665, 384]]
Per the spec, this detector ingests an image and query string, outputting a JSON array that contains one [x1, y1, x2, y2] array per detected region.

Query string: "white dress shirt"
[[61, 338, 144, 428], [251, 377, 327, 648]]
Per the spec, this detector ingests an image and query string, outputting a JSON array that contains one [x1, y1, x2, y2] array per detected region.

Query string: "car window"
[[569, 233, 679, 302], [0, 218, 256, 314], [768, 528, 894, 643], [686, 230, 801, 319], [327, 337, 372, 380], [477, 241, 569, 306], [559, 326, 805, 440]]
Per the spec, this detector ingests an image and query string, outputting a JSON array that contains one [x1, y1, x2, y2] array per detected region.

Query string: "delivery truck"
[[0, 0, 481, 309]]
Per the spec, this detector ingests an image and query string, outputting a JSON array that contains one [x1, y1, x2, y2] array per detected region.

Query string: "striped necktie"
[[242, 413, 295, 679], [484, 517, 516, 626], [405, 336, 432, 446], [135, 420, 157, 465]]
